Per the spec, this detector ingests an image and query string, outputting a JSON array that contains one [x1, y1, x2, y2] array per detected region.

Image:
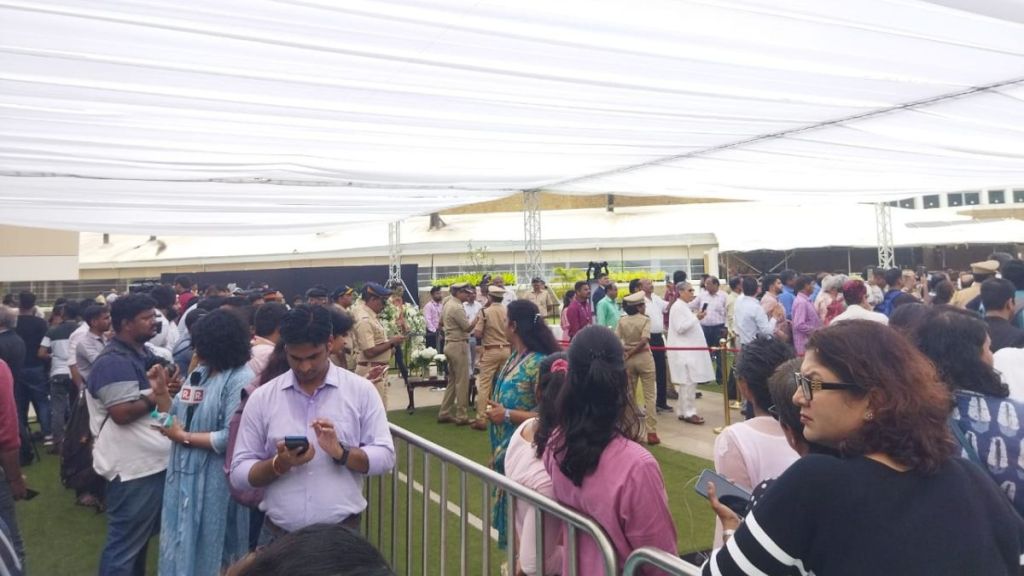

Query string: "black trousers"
[[650, 333, 668, 406], [701, 324, 727, 386]]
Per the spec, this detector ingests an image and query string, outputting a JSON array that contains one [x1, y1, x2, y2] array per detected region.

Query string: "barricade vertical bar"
[[439, 462, 448, 576], [567, 524, 577, 576], [407, 445, 414, 575], [506, 494, 516, 573], [719, 338, 731, 427], [460, 471, 468, 576], [535, 506, 545, 576], [391, 444, 399, 569], [422, 452, 430, 576], [482, 482, 491, 575], [376, 473, 384, 553]]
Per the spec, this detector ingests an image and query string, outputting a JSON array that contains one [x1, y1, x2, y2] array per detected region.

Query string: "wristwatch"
[[333, 443, 351, 467]]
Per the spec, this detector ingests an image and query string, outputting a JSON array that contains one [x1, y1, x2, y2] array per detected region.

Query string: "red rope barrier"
[[555, 340, 739, 353]]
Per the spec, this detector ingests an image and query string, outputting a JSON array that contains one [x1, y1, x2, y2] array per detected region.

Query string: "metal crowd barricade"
[[623, 547, 703, 576], [364, 423, 618, 575]]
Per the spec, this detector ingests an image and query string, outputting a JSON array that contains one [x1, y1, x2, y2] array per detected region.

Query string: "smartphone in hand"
[[283, 436, 310, 456], [695, 469, 751, 517]]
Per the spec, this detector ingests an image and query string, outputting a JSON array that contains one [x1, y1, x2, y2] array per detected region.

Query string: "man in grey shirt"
[[76, 305, 111, 384]]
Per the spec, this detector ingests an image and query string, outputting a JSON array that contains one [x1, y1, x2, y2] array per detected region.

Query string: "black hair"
[[253, 302, 288, 338], [729, 276, 742, 291], [672, 270, 687, 284], [539, 325, 640, 486], [279, 305, 333, 347], [734, 336, 795, 412], [706, 276, 720, 287], [149, 285, 176, 309], [79, 298, 97, 312], [329, 308, 355, 337], [197, 296, 227, 311], [573, 280, 588, 293], [429, 285, 442, 294], [18, 291, 36, 310], [174, 275, 193, 288], [236, 523, 394, 576], [507, 300, 560, 355], [185, 307, 208, 335], [793, 275, 814, 292], [59, 301, 80, 321], [1001, 260, 1024, 291], [933, 281, 956, 306], [260, 342, 291, 385], [222, 296, 250, 309], [627, 278, 641, 294], [779, 270, 797, 285], [889, 302, 931, 338], [741, 276, 758, 296], [110, 294, 157, 332], [534, 352, 569, 460], [562, 289, 574, 309], [883, 268, 902, 288], [191, 309, 251, 372], [981, 278, 1016, 311], [1, 294, 14, 307], [761, 274, 779, 295], [82, 304, 109, 325], [623, 300, 643, 316], [914, 308, 1007, 397]]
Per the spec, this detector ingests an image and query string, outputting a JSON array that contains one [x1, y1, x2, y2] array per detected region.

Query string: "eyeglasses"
[[793, 372, 862, 401]]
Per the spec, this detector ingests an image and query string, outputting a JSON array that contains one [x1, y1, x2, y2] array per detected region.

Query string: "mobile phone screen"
[[284, 436, 310, 455]]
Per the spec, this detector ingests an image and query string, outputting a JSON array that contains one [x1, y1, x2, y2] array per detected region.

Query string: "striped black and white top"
[[702, 455, 1024, 576]]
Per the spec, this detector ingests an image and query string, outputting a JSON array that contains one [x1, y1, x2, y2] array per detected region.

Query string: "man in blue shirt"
[[778, 269, 798, 320]]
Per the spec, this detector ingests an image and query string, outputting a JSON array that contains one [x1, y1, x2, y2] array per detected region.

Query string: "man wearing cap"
[[470, 287, 510, 431], [353, 283, 404, 410], [617, 291, 660, 445], [438, 283, 479, 425], [331, 286, 355, 315], [525, 277, 559, 320], [305, 287, 329, 307], [955, 260, 999, 311], [489, 276, 517, 306]]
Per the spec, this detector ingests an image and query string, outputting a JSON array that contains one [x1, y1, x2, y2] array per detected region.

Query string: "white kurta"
[[666, 300, 715, 384]]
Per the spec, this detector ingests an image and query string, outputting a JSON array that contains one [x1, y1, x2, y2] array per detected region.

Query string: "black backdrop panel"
[[160, 264, 419, 303]]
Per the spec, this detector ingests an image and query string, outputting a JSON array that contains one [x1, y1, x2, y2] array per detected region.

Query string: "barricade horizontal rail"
[[556, 340, 740, 353], [623, 547, 703, 576], [364, 423, 618, 575]]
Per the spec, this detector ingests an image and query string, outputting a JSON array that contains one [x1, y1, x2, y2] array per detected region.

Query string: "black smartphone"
[[695, 468, 751, 511], [24, 488, 40, 501], [701, 303, 709, 312], [283, 436, 310, 456]]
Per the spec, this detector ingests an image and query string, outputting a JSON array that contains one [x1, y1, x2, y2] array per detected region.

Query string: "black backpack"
[[59, 390, 106, 496]]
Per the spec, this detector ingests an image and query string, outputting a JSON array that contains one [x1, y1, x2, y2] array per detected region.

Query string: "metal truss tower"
[[875, 203, 895, 269], [388, 221, 403, 286], [523, 191, 543, 283]]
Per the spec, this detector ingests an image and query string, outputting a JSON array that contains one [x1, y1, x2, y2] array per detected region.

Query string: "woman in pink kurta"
[[536, 325, 677, 575]]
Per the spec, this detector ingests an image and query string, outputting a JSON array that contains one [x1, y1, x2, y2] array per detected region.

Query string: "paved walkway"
[[384, 379, 740, 461]]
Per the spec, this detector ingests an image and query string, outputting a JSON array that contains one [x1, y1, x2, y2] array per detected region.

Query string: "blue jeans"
[[0, 468, 25, 573], [15, 365, 50, 437], [99, 472, 165, 576]]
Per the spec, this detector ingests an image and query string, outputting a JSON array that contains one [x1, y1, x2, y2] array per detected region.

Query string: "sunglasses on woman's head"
[[793, 372, 862, 401]]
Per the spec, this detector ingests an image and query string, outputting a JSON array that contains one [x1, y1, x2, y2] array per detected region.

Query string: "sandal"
[[679, 414, 705, 425]]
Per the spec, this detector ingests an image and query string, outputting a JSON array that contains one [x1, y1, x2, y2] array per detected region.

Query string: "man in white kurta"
[[667, 281, 715, 424]]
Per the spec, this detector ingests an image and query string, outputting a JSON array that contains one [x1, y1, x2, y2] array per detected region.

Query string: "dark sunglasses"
[[793, 372, 862, 401]]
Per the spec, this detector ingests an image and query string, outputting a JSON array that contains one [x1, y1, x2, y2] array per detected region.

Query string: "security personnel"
[[438, 283, 479, 425], [470, 286, 511, 430], [353, 283, 404, 410], [616, 291, 660, 445], [332, 286, 357, 370]]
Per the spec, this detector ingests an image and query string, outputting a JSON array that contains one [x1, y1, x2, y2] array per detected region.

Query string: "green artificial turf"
[[13, 408, 714, 576]]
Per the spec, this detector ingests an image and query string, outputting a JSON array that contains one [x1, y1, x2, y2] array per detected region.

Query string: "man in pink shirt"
[[564, 281, 593, 341], [422, 286, 444, 351], [791, 275, 822, 355]]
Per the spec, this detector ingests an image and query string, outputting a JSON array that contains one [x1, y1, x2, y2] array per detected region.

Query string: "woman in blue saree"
[[157, 309, 253, 575], [484, 300, 562, 549]]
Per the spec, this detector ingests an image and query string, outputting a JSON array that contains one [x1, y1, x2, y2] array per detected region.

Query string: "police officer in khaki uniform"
[[616, 291, 660, 445], [438, 282, 479, 425], [470, 286, 511, 430], [353, 283, 404, 410]]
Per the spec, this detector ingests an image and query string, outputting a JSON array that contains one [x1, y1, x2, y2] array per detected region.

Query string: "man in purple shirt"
[[791, 275, 822, 355], [230, 306, 395, 543], [564, 281, 593, 341], [422, 286, 444, 351]]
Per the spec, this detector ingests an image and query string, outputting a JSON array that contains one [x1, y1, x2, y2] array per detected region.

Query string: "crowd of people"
[[1, 252, 1024, 575]]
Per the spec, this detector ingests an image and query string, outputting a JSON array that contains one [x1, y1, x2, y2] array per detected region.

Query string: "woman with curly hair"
[[537, 325, 677, 574], [157, 309, 254, 575], [703, 320, 1024, 575]]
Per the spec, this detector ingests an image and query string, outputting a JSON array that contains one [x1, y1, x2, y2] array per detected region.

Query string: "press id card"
[[178, 384, 205, 405]]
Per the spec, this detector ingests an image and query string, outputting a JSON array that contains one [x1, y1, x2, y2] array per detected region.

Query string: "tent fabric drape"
[[2, 0, 1024, 234]]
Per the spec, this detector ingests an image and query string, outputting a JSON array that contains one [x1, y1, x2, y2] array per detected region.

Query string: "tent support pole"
[[875, 203, 895, 269], [523, 191, 543, 284]]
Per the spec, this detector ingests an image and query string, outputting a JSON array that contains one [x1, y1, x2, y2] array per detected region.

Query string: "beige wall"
[[0, 225, 79, 281]]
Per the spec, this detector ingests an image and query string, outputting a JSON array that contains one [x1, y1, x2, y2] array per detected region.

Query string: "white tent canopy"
[[3, 0, 1024, 234]]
